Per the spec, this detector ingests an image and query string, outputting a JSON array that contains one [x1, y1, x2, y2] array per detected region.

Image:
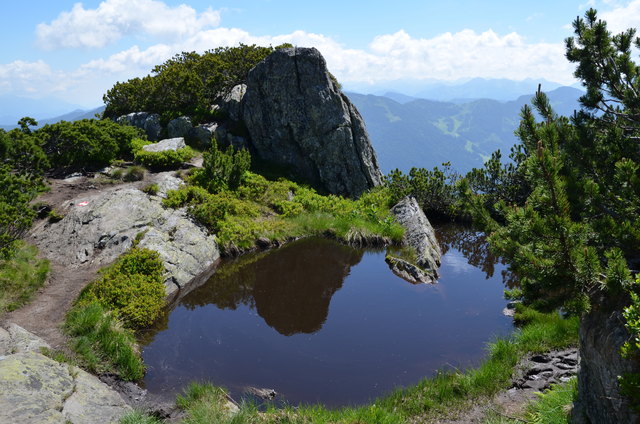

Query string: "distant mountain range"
[[0, 106, 105, 130], [1, 79, 584, 176], [344, 77, 576, 103], [348, 86, 584, 174]]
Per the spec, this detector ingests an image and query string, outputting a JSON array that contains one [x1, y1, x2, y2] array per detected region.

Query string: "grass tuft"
[[0, 241, 49, 314]]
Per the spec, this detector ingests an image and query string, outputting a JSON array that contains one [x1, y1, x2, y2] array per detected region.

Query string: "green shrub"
[[141, 183, 159, 195], [163, 185, 211, 209], [190, 142, 250, 193], [48, 209, 65, 223], [37, 119, 144, 170], [134, 147, 195, 171], [81, 248, 165, 328], [123, 166, 145, 182]]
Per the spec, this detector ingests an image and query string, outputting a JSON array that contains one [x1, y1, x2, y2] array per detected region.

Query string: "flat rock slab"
[[31, 178, 219, 296], [0, 325, 131, 424], [142, 137, 186, 152]]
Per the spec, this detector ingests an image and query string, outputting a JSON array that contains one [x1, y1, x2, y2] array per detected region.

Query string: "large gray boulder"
[[242, 47, 382, 197], [167, 116, 193, 139], [214, 84, 246, 123], [142, 137, 186, 153], [389, 196, 441, 282], [31, 174, 219, 296], [0, 324, 131, 424], [116, 112, 162, 141]]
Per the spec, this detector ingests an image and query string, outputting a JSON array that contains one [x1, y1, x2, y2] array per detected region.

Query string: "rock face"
[[167, 116, 192, 139], [116, 112, 162, 141], [389, 196, 441, 282], [142, 137, 186, 153], [31, 174, 219, 296], [572, 294, 640, 424], [0, 324, 131, 424], [214, 84, 246, 123], [242, 47, 382, 197]]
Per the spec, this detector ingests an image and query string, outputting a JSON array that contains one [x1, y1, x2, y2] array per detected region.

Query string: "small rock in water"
[[246, 387, 278, 400]]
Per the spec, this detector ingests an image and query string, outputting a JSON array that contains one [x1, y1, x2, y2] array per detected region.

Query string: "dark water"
[[140, 225, 513, 406]]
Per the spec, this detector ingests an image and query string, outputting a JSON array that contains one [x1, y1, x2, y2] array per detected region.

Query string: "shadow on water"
[[140, 226, 515, 407]]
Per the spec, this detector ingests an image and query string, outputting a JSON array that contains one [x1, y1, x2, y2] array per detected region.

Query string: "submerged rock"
[[116, 112, 162, 141], [30, 177, 219, 296], [242, 47, 382, 197], [384, 255, 433, 284], [390, 196, 441, 282], [0, 324, 130, 424]]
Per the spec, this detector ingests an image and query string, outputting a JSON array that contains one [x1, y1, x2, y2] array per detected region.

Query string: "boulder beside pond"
[[0, 324, 131, 424], [387, 196, 442, 283]]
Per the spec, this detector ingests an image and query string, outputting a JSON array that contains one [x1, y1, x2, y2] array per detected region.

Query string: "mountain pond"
[[139, 224, 515, 407]]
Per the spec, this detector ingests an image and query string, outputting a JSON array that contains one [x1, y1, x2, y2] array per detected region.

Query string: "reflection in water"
[[141, 230, 514, 406], [181, 238, 363, 335], [436, 223, 518, 288]]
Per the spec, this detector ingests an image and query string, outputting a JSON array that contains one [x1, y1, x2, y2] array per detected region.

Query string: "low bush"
[[123, 165, 145, 182], [141, 183, 159, 195], [81, 247, 165, 328], [0, 241, 49, 314], [134, 147, 195, 171]]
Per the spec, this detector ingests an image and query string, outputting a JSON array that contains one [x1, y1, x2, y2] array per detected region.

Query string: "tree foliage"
[[103, 44, 291, 123], [190, 141, 251, 193], [459, 8, 640, 405], [37, 119, 144, 171]]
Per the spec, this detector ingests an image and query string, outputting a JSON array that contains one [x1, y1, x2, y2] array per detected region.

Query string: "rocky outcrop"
[[142, 137, 186, 153], [389, 196, 441, 283], [242, 47, 382, 197], [189, 123, 216, 148], [0, 324, 131, 424], [572, 294, 640, 424], [384, 255, 433, 284], [167, 116, 192, 139], [116, 112, 162, 141], [214, 84, 246, 123], [30, 174, 219, 296]]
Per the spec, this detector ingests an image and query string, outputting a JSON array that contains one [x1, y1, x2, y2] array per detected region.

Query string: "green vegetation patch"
[[162, 142, 404, 254], [65, 247, 166, 380], [0, 241, 49, 314], [134, 146, 195, 171]]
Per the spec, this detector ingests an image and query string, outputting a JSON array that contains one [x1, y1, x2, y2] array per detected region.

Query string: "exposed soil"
[[1, 170, 157, 349]]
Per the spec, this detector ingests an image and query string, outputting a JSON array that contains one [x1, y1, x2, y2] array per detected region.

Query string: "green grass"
[[65, 301, 145, 381], [484, 378, 577, 424], [127, 307, 579, 423], [119, 410, 162, 424], [164, 172, 405, 255], [0, 241, 49, 314], [64, 247, 166, 381]]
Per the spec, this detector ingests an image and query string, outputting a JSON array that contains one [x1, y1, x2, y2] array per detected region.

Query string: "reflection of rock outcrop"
[[180, 238, 363, 336]]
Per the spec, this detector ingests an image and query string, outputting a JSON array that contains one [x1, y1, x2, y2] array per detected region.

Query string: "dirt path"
[[1, 173, 149, 349]]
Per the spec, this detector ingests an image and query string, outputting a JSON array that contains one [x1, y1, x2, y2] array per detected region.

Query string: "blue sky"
[[2, 0, 640, 107]]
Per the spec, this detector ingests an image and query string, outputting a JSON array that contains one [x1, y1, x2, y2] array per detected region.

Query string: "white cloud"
[[14, 0, 581, 103], [79, 27, 575, 87], [0, 60, 69, 95], [600, 0, 640, 33], [36, 0, 221, 49]]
